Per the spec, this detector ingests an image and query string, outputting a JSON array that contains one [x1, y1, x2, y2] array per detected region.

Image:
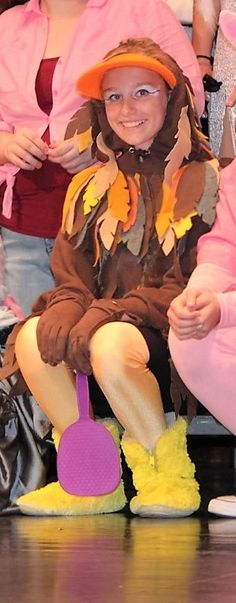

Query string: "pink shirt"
[[188, 159, 236, 329], [0, 0, 204, 222]]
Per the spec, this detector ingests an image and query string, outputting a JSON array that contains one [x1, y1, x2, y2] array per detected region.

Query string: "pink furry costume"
[[169, 11, 236, 435]]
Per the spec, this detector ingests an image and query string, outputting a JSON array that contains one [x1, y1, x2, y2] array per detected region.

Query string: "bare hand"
[[197, 60, 213, 103], [167, 289, 201, 340], [198, 61, 213, 79], [47, 137, 93, 174], [168, 289, 221, 340], [3, 127, 48, 170], [190, 291, 221, 339]]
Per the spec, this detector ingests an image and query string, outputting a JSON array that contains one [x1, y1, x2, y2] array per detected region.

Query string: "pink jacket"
[[0, 0, 204, 219], [188, 159, 236, 328]]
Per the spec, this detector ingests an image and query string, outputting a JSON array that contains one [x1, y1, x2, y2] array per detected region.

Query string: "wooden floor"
[[1, 439, 236, 603]]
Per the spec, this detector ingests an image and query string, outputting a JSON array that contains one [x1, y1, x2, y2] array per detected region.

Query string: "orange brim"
[[77, 53, 177, 99]]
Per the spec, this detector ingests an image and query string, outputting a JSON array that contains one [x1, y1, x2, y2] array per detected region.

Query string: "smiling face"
[[102, 66, 169, 150]]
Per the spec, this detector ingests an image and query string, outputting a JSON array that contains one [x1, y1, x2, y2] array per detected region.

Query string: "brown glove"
[[65, 296, 148, 374], [36, 300, 84, 366]]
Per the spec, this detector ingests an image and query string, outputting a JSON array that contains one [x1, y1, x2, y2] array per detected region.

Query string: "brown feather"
[[64, 101, 92, 140], [174, 162, 205, 220]]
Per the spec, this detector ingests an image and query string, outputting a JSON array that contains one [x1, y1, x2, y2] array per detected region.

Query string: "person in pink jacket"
[[168, 8, 236, 519], [0, 0, 204, 316]]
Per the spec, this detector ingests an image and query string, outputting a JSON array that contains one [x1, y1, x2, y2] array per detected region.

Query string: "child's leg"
[[169, 326, 236, 435], [15, 319, 199, 517], [15, 317, 126, 516], [15, 317, 78, 433], [90, 322, 199, 517], [90, 322, 167, 450]]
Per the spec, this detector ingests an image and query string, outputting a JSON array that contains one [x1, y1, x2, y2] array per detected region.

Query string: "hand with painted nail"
[[47, 136, 94, 174], [3, 127, 48, 170], [187, 290, 221, 339], [167, 289, 221, 340]]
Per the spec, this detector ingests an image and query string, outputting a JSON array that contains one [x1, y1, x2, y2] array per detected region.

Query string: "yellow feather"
[[76, 127, 92, 153], [83, 179, 103, 215], [172, 211, 197, 239], [155, 182, 175, 239], [61, 165, 98, 232]]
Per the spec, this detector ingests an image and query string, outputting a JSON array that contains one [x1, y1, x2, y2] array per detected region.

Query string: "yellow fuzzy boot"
[[16, 420, 126, 516], [122, 417, 200, 518]]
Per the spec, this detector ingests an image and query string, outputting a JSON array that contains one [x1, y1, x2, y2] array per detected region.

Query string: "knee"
[[168, 328, 190, 367], [90, 323, 127, 381], [90, 322, 148, 383], [168, 328, 204, 381], [15, 317, 40, 368]]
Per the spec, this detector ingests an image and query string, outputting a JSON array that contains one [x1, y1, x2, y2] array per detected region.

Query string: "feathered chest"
[[61, 130, 219, 302], [62, 149, 219, 267], [81, 230, 173, 299]]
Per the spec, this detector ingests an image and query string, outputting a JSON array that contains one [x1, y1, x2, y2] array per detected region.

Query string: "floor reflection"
[[1, 514, 203, 603], [2, 444, 236, 601]]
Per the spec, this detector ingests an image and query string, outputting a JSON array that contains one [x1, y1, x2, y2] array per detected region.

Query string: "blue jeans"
[[1, 228, 55, 316]]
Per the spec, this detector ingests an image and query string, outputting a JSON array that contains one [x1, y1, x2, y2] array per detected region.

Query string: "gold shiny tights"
[[15, 318, 167, 449]]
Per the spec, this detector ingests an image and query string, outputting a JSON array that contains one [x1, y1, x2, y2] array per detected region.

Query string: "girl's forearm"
[[192, 0, 221, 58]]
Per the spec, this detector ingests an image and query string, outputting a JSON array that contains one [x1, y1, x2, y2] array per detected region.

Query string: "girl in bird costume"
[[6, 38, 219, 517], [169, 11, 236, 518]]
